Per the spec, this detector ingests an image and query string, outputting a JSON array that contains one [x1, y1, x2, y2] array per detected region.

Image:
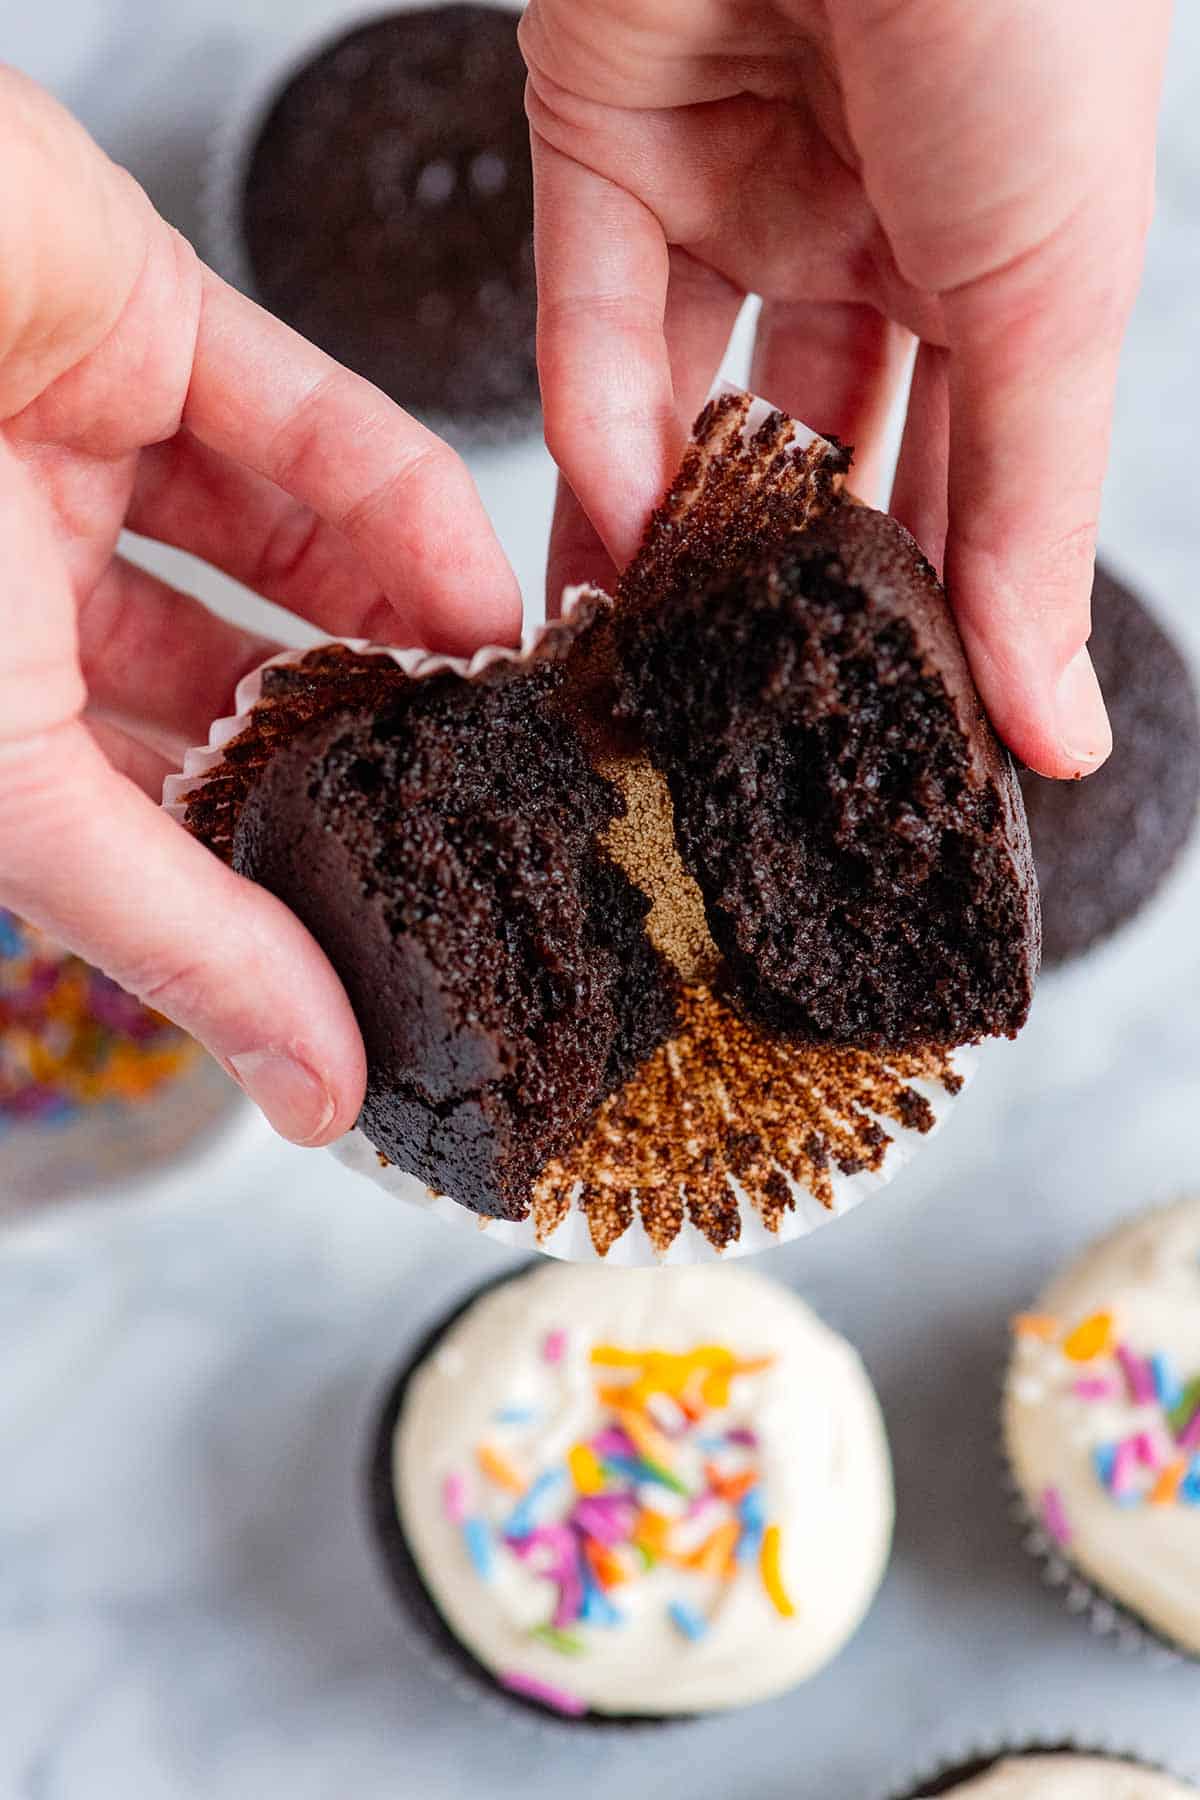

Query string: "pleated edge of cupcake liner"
[[993, 1213, 1200, 1670], [885, 1733, 1200, 1799], [328, 1038, 976, 1267], [361, 1262, 723, 1736], [161, 586, 600, 822], [198, 0, 542, 450]]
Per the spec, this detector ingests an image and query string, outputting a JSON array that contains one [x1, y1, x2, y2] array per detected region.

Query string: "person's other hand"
[[0, 69, 522, 1143], [521, 0, 1171, 777]]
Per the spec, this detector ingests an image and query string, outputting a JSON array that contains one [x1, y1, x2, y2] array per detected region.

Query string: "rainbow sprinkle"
[[499, 1670, 587, 1715], [0, 909, 199, 1127], [1061, 1311, 1114, 1363], [476, 1443, 525, 1495], [462, 1517, 494, 1579], [1041, 1486, 1072, 1547], [442, 1473, 467, 1524], [668, 1600, 709, 1641], [759, 1524, 796, 1617], [567, 1443, 605, 1495], [455, 1331, 792, 1708], [504, 1468, 566, 1539]]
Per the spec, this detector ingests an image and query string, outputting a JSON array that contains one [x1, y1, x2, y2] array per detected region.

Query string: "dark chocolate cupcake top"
[[1018, 563, 1199, 966], [240, 6, 537, 427]]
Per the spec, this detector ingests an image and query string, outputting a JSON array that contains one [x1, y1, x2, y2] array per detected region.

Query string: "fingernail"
[[1054, 646, 1112, 769], [227, 1050, 336, 1145]]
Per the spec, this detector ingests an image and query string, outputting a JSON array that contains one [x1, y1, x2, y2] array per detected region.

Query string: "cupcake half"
[[368, 1261, 893, 1720], [1003, 1197, 1200, 1657], [896, 1750, 1196, 1798]]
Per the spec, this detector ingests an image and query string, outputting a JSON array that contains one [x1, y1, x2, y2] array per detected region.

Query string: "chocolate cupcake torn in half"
[[171, 391, 1039, 1259]]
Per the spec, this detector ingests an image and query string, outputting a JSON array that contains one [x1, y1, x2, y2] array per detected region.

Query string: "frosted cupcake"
[[897, 1751, 1196, 1798], [1003, 1198, 1200, 1655], [368, 1261, 893, 1720]]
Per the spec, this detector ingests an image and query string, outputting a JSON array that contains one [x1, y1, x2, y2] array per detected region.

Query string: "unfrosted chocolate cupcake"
[[240, 6, 537, 430], [1018, 563, 1199, 966]]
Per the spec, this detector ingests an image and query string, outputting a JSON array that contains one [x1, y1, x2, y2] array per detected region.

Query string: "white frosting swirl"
[[1004, 1197, 1200, 1653], [392, 1263, 892, 1714], [915, 1754, 1195, 1797]]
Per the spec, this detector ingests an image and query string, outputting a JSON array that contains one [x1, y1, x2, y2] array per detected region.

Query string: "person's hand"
[[0, 69, 522, 1144], [521, 0, 1171, 778]]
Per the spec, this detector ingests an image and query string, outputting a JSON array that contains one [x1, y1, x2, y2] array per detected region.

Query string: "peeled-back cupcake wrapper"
[[201, 0, 538, 448], [993, 1345, 1187, 1668], [164, 387, 975, 1265], [887, 1735, 1200, 1800]]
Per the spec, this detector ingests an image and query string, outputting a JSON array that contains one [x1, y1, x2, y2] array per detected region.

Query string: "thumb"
[[0, 444, 364, 1144], [0, 729, 366, 1145]]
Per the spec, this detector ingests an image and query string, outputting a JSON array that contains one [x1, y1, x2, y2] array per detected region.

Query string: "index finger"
[[528, 126, 681, 567], [186, 269, 523, 653]]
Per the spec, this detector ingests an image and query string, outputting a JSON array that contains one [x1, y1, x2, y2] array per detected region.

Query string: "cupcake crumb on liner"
[[201, 0, 539, 448], [164, 387, 976, 1265], [888, 1736, 1199, 1799]]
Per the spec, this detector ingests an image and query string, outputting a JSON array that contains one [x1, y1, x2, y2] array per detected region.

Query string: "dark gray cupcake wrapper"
[[888, 1736, 1198, 1799]]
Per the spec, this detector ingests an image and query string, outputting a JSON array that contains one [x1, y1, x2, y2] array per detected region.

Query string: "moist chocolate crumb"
[[618, 500, 1041, 1048]]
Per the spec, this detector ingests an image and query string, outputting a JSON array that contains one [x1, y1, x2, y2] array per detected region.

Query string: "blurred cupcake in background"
[[208, 4, 538, 439], [1, 909, 244, 1213], [892, 1748, 1197, 1798], [1018, 563, 1199, 968], [368, 1261, 894, 1723], [1003, 1197, 1200, 1660]]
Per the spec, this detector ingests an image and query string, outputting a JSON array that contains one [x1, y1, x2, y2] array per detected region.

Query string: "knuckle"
[[126, 955, 214, 1027], [266, 371, 339, 496], [252, 503, 325, 593], [339, 438, 459, 543]]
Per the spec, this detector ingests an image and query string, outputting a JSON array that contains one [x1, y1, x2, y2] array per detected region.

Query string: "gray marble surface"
[[2, 3, 1200, 1795]]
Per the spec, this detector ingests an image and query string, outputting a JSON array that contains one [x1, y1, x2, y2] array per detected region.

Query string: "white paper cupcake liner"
[[888, 1734, 1199, 1798], [164, 387, 977, 1264], [200, 0, 539, 449]]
